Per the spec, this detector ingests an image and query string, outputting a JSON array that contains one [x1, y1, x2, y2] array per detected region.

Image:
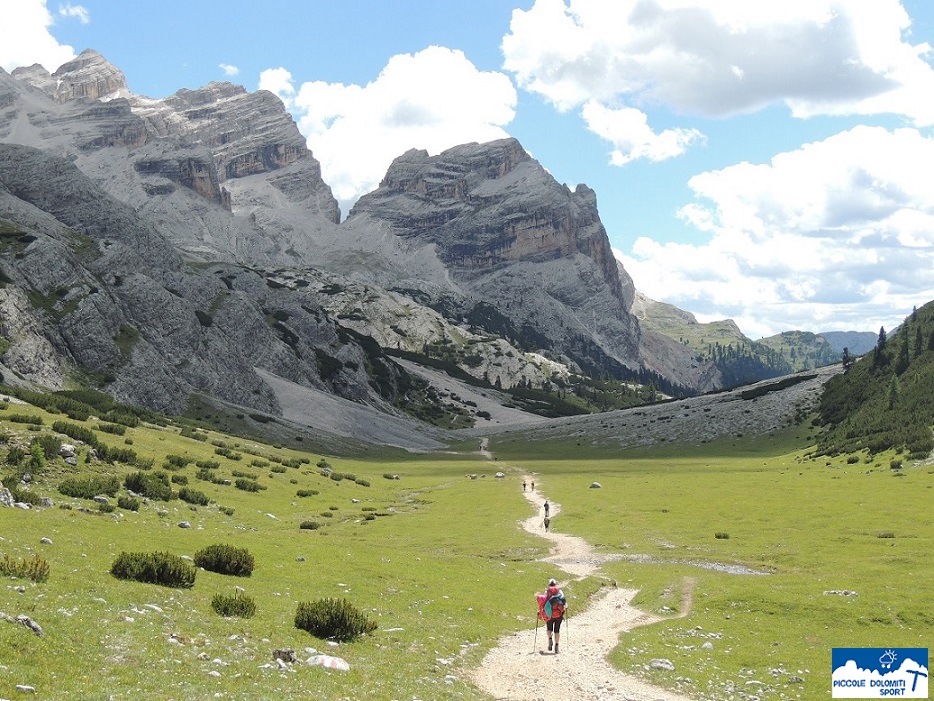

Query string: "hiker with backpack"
[[543, 500, 550, 517], [543, 515, 551, 532], [541, 578, 566, 653]]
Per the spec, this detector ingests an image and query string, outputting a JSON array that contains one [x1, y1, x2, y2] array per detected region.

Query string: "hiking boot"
[[547, 639, 553, 651], [554, 644, 559, 654]]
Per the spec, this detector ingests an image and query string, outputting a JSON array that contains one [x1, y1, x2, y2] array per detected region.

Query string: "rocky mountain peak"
[[51, 49, 129, 103]]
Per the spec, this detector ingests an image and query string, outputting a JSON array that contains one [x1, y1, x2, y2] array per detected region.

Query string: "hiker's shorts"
[[547, 617, 563, 634]]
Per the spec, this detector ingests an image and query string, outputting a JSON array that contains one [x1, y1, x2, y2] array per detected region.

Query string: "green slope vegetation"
[[815, 302, 934, 458], [2, 379, 931, 701]]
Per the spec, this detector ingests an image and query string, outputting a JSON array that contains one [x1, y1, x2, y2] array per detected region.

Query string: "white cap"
[[548, 578, 557, 586]]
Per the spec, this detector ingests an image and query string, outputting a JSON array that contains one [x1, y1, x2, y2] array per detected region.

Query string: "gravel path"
[[468, 481, 699, 701]]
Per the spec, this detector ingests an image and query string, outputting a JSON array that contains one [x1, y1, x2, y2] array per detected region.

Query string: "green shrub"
[[195, 460, 220, 470], [354, 478, 370, 487], [178, 487, 209, 506], [98, 501, 115, 513], [124, 471, 173, 501], [846, 455, 860, 464], [231, 470, 258, 480], [219, 506, 235, 516], [270, 465, 286, 474], [8, 413, 43, 425], [171, 474, 189, 485], [32, 433, 63, 460], [299, 521, 320, 530], [193, 544, 254, 577], [234, 478, 264, 492], [58, 475, 120, 499], [296, 489, 319, 497], [0, 553, 50, 583], [110, 551, 195, 588], [117, 495, 140, 512], [329, 473, 344, 482], [294, 598, 377, 642], [211, 591, 256, 618], [95, 443, 138, 465], [714, 532, 730, 539], [97, 422, 126, 435], [51, 420, 98, 447], [6, 446, 25, 465]]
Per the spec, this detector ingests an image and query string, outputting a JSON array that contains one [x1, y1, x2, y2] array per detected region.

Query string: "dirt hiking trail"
[[468, 479, 698, 701]]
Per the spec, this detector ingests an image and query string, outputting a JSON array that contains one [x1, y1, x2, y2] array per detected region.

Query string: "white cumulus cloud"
[[262, 46, 517, 215], [503, 0, 934, 166], [0, 0, 77, 73], [58, 3, 89, 24], [218, 63, 239, 77], [616, 126, 934, 337]]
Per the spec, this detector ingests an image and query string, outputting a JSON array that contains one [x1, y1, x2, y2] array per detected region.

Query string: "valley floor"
[[468, 481, 698, 701]]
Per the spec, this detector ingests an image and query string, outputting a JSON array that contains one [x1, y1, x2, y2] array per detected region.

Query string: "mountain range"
[[0, 49, 874, 441]]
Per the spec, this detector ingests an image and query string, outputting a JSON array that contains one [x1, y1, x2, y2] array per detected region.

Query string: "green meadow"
[[1, 397, 932, 701]]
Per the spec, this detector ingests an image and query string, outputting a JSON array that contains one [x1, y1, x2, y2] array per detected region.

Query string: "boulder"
[[590, 482, 602, 489]]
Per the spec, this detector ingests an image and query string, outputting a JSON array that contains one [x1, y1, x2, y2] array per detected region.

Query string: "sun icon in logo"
[[879, 650, 897, 669]]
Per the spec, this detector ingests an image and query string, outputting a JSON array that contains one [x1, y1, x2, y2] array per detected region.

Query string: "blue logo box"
[[832, 648, 928, 698]]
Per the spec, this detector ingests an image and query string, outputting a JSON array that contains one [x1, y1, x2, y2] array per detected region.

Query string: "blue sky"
[[2, 1, 934, 339]]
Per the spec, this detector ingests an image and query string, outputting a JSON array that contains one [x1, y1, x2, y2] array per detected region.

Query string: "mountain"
[[0, 49, 737, 432], [818, 330, 877, 357]]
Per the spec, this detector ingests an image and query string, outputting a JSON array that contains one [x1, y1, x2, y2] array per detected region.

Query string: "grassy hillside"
[[815, 302, 934, 458], [756, 330, 840, 371], [2, 384, 932, 701]]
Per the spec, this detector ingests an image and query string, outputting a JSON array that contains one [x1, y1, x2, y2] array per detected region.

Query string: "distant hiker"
[[543, 516, 551, 532], [543, 500, 550, 517], [523, 480, 527, 492], [531, 481, 535, 491], [538, 578, 566, 653]]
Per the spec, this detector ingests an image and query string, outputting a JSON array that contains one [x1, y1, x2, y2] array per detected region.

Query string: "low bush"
[[124, 471, 173, 501], [219, 506, 235, 516], [0, 553, 50, 583], [8, 413, 43, 425], [95, 443, 138, 465], [171, 474, 189, 485], [354, 478, 370, 487], [294, 598, 377, 642], [235, 478, 264, 492], [98, 501, 115, 513], [270, 465, 286, 474], [195, 460, 220, 470], [193, 544, 254, 577], [58, 475, 120, 500], [32, 433, 63, 460], [110, 551, 196, 588], [97, 422, 126, 435], [296, 489, 319, 497], [299, 521, 320, 530], [714, 532, 730, 539], [178, 487, 209, 506], [211, 591, 256, 618], [117, 495, 140, 512], [5, 446, 25, 465]]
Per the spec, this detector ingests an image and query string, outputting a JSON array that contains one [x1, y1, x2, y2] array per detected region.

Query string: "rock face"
[[0, 49, 722, 430], [347, 140, 716, 391]]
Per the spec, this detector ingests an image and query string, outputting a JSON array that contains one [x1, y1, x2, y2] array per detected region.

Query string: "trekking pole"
[[532, 611, 540, 652]]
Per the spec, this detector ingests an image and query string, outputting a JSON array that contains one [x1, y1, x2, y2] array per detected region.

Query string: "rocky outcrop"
[[347, 140, 674, 386], [0, 49, 725, 428]]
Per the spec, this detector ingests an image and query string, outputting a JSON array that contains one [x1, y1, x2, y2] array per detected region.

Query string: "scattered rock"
[[788, 675, 805, 684], [306, 654, 350, 671], [15, 685, 36, 693], [702, 641, 714, 650], [59, 443, 76, 458], [0, 487, 13, 507], [39, 497, 54, 507], [495, 472, 505, 478], [650, 658, 675, 672], [178, 521, 191, 529], [823, 590, 858, 596], [39, 537, 52, 545], [296, 556, 306, 562], [273, 649, 297, 664], [92, 496, 109, 505], [590, 482, 602, 489], [16, 615, 44, 637]]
